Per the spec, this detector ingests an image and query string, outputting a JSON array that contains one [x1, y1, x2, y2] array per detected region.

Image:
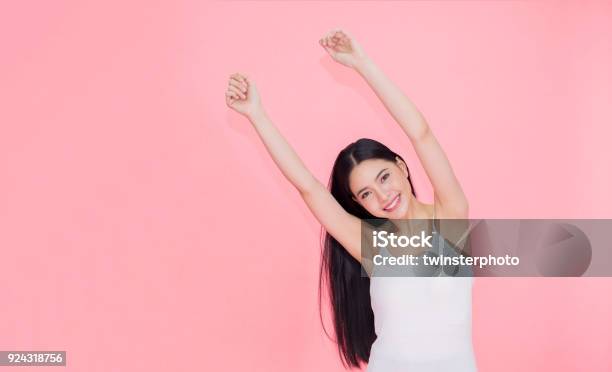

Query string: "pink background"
[[1, 1, 611, 371]]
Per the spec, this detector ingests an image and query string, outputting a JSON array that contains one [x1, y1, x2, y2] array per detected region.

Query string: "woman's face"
[[348, 157, 412, 218]]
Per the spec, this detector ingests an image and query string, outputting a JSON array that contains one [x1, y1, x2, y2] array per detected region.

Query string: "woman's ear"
[[395, 156, 409, 177]]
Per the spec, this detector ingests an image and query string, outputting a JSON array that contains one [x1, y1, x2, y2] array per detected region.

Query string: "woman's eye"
[[381, 173, 390, 182], [361, 192, 370, 199]]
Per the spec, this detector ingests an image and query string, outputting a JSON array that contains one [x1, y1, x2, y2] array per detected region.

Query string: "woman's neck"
[[403, 198, 433, 220]]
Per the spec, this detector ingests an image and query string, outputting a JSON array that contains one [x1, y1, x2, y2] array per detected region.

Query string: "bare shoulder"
[[433, 195, 469, 219], [432, 200, 470, 250]]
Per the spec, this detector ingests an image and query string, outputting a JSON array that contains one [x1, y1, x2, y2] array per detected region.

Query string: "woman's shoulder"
[[432, 201, 468, 220]]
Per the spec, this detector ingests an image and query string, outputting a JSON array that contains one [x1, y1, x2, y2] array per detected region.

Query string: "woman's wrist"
[[353, 54, 373, 73], [247, 106, 267, 122]]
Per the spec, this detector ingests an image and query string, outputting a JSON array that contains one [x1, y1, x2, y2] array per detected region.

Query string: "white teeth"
[[384, 194, 400, 211]]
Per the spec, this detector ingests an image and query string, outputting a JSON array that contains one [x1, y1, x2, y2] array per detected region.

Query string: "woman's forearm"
[[247, 108, 318, 194], [354, 57, 429, 141]]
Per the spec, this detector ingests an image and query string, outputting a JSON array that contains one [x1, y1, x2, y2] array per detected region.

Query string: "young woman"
[[225, 29, 475, 371]]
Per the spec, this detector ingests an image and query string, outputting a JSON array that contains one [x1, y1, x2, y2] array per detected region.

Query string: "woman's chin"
[[389, 206, 407, 219]]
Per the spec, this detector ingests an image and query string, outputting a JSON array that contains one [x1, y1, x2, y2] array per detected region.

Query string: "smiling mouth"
[[383, 194, 401, 212]]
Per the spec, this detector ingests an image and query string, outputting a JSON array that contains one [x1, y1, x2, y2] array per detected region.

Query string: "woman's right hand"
[[225, 73, 263, 118]]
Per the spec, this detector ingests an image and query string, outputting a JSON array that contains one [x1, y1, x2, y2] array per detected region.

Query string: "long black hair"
[[318, 138, 417, 369]]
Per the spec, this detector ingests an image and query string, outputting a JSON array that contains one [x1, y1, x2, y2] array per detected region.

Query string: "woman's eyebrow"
[[357, 168, 388, 195]]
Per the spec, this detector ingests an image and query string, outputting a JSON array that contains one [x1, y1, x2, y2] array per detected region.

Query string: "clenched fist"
[[225, 73, 263, 118], [319, 29, 369, 69]]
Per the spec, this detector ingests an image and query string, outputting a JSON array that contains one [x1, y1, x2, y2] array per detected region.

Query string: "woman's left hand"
[[319, 29, 368, 69]]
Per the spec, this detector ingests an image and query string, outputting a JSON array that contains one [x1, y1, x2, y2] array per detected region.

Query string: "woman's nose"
[[376, 187, 391, 204]]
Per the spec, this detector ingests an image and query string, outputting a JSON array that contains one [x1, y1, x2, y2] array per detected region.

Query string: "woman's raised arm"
[[320, 30, 469, 217], [225, 73, 317, 194], [225, 73, 362, 261]]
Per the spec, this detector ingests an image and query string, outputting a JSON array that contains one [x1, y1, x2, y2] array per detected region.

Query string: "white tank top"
[[367, 212, 477, 371]]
